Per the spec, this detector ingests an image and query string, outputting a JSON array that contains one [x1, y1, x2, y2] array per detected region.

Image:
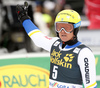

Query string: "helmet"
[[55, 10, 81, 37], [55, 9, 81, 28]]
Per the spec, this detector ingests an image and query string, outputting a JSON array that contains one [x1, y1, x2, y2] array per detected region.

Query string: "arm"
[[16, 3, 58, 52], [78, 48, 97, 88], [22, 19, 58, 52]]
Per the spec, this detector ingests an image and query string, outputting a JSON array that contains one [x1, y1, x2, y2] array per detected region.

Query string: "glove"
[[16, 2, 30, 23]]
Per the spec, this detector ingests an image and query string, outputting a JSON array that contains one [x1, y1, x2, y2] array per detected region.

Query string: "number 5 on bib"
[[52, 65, 58, 79]]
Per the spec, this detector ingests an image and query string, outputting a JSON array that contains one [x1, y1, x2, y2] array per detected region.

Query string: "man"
[[16, 2, 97, 88]]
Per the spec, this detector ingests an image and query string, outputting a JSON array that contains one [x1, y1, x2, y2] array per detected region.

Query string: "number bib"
[[50, 39, 87, 85]]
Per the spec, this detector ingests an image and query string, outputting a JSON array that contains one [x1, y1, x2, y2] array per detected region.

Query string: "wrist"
[[19, 15, 30, 23]]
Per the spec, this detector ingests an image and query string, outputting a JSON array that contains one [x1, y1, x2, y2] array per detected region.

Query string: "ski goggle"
[[55, 22, 74, 33]]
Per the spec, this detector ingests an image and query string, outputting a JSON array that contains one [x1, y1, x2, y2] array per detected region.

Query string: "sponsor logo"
[[49, 81, 82, 88], [49, 82, 66, 88], [51, 49, 74, 69], [84, 58, 90, 84], [72, 86, 76, 88], [0, 65, 49, 88], [53, 82, 58, 87], [61, 18, 64, 21], [58, 13, 74, 19], [44, 36, 52, 40], [54, 41, 60, 46], [73, 47, 80, 54], [74, 21, 81, 28]]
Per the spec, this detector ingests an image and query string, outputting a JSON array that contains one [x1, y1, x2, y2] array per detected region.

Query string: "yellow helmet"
[[55, 9, 81, 28]]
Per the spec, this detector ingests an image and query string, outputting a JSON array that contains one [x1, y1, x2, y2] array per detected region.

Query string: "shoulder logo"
[[73, 47, 80, 54], [53, 41, 60, 46]]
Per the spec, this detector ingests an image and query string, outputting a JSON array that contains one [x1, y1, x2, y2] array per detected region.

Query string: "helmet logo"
[[58, 16, 60, 18], [61, 18, 64, 21], [74, 21, 81, 28], [66, 16, 70, 19], [78, 16, 80, 19], [72, 15, 74, 19]]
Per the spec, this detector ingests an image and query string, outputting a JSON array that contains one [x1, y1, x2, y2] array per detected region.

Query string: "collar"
[[60, 41, 81, 49], [65, 41, 81, 49], [62, 38, 78, 48]]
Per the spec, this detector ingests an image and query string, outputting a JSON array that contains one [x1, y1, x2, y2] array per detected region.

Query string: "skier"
[[16, 2, 97, 88]]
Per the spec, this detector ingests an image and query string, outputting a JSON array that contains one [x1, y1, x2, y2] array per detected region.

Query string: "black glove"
[[16, 2, 30, 23]]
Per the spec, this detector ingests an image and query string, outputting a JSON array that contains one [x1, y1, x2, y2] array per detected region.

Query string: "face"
[[56, 22, 74, 42]]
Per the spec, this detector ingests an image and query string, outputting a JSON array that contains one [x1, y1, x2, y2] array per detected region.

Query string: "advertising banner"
[[78, 30, 100, 46], [95, 53, 100, 87], [95, 54, 100, 75], [0, 53, 50, 88], [0, 52, 100, 88]]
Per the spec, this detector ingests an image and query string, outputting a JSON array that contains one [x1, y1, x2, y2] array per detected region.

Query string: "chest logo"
[[51, 49, 74, 69], [53, 41, 60, 46], [51, 49, 62, 58], [73, 47, 80, 54], [64, 54, 74, 62]]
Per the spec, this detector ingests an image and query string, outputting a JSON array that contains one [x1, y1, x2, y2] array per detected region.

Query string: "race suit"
[[22, 19, 97, 88]]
